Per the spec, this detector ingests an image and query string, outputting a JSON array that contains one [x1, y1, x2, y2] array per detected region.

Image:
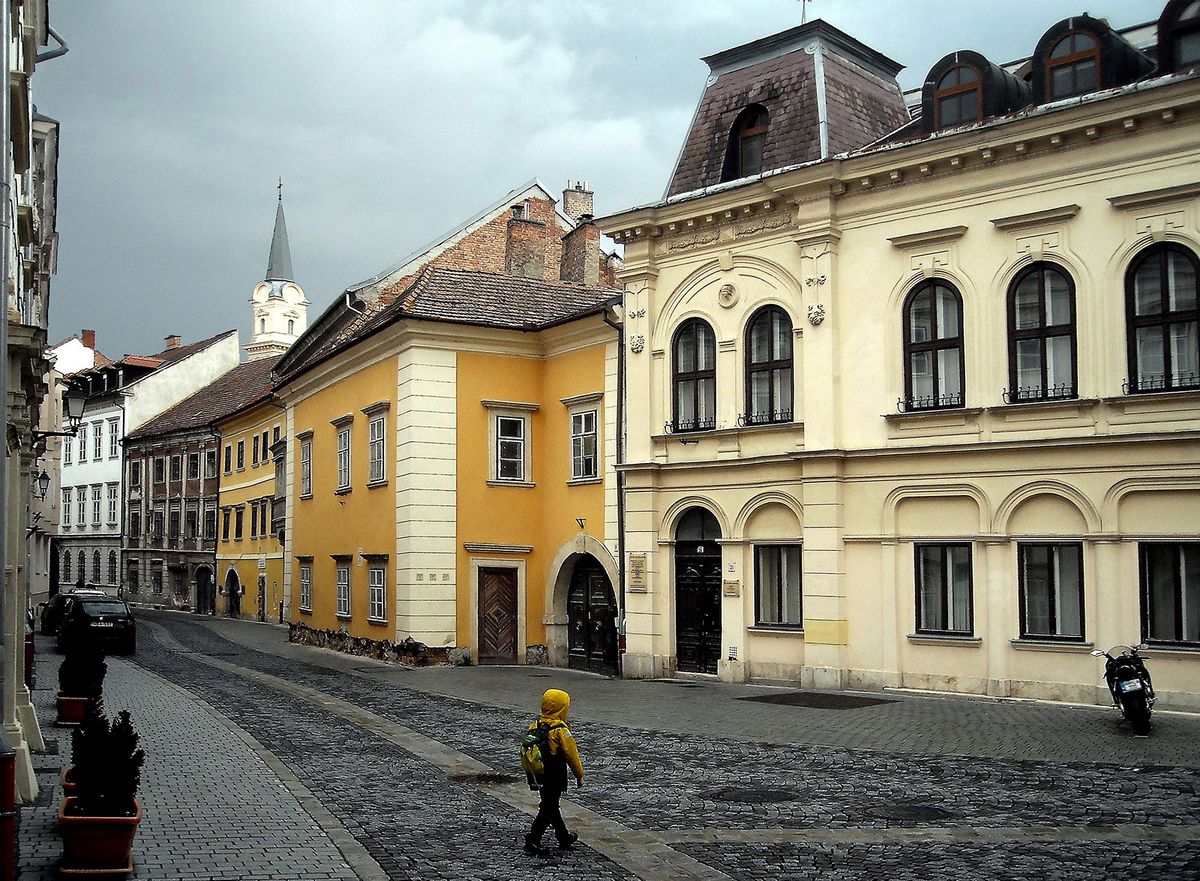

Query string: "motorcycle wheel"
[[1122, 692, 1152, 736]]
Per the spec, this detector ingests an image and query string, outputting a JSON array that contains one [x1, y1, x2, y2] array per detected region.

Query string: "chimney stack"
[[81, 329, 95, 350], [164, 334, 181, 350], [561, 180, 594, 224]]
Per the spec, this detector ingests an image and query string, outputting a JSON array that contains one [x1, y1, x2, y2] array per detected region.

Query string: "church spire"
[[265, 186, 294, 283]]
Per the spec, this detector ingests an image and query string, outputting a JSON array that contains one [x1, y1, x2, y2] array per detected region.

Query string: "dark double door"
[[675, 509, 722, 674], [478, 567, 518, 664], [567, 560, 618, 675]]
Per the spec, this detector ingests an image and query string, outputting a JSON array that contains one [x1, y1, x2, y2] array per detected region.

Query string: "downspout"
[[1, 0, 14, 736], [601, 305, 626, 675], [807, 39, 831, 159], [35, 26, 69, 64]]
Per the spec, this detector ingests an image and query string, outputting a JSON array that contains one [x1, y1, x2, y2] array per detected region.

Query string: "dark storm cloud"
[[35, 0, 1167, 358]]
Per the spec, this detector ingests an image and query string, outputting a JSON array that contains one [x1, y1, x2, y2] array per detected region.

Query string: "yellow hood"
[[540, 688, 570, 721]]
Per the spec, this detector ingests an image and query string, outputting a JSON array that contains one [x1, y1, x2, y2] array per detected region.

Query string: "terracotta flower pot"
[[54, 695, 98, 727], [59, 766, 76, 796], [57, 796, 141, 876]]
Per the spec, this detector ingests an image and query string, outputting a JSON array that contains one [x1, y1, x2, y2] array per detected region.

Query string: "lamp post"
[[32, 387, 86, 444]]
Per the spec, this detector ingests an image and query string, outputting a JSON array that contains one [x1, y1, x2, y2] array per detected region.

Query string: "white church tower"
[[246, 190, 309, 360]]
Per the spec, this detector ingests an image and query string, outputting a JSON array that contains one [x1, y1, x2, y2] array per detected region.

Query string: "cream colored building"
[[600, 5, 1200, 708]]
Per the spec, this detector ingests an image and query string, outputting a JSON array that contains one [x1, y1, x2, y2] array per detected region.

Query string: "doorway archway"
[[224, 567, 241, 618], [674, 507, 722, 674], [195, 566, 214, 615], [567, 557, 618, 675]]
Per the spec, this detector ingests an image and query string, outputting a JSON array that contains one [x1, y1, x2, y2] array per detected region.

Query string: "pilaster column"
[[800, 455, 847, 689]]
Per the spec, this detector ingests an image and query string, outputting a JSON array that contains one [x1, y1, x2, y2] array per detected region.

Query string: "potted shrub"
[[55, 643, 106, 727], [58, 708, 145, 876]]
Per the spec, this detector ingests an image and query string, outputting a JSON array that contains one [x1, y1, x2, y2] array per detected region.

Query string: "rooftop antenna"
[[800, 0, 812, 24]]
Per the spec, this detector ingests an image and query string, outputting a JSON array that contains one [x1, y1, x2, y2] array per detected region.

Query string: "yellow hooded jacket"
[[529, 688, 584, 784]]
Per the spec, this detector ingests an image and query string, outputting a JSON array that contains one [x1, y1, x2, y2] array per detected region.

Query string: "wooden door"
[[567, 560, 618, 675], [478, 567, 518, 664], [675, 509, 722, 674]]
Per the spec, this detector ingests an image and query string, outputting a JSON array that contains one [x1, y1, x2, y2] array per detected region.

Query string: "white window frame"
[[336, 563, 351, 617], [368, 414, 386, 484], [63, 435, 72, 465], [92, 422, 103, 462], [368, 564, 386, 621], [106, 483, 118, 525], [108, 418, 119, 458], [299, 564, 312, 612], [91, 484, 102, 526], [61, 487, 71, 527], [570, 409, 599, 481], [78, 425, 87, 462], [300, 437, 313, 498], [336, 426, 351, 491], [484, 401, 537, 486], [77, 487, 87, 526]]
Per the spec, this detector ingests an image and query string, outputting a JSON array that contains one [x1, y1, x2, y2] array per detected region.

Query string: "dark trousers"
[[528, 785, 570, 844]]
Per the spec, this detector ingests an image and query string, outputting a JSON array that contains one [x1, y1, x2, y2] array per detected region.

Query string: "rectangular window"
[[91, 485, 102, 526], [187, 453, 199, 481], [915, 543, 973, 635], [1141, 543, 1199, 646], [755, 545, 802, 627], [259, 500, 268, 536], [368, 565, 386, 621], [61, 487, 71, 526], [252, 435, 260, 465], [129, 511, 140, 538], [108, 419, 119, 458], [337, 426, 351, 490], [153, 457, 165, 483], [152, 510, 164, 541], [262, 431, 269, 462], [77, 487, 87, 526], [63, 436, 72, 465], [185, 508, 198, 540], [106, 483, 118, 525], [130, 461, 141, 488], [78, 425, 87, 462], [205, 450, 218, 479], [249, 502, 259, 539], [369, 414, 386, 483], [204, 507, 216, 540], [299, 564, 312, 612], [1018, 543, 1084, 640], [496, 416, 525, 482], [168, 508, 180, 539], [273, 425, 281, 444], [570, 410, 598, 480], [152, 564, 163, 595], [336, 564, 351, 617], [170, 455, 182, 482], [236, 440, 245, 470], [92, 422, 103, 462], [300, 439, 312, 497], [222, 509, 231, 542], [224, 444, 232, 474], [234, 507, 244, 540]]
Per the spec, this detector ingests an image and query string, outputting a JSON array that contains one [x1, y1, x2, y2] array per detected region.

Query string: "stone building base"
[[288, 622, 454, 667]]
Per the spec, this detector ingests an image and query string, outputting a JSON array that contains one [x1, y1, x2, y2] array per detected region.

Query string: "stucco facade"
[[600, 13, 1200, 707]]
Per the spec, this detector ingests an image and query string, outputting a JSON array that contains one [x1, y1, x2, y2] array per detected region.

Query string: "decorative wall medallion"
[[630, 334, 646, 354], [804, 275, 826, 287], [807, 304, 826, 326], [718, 283, 739, 309]]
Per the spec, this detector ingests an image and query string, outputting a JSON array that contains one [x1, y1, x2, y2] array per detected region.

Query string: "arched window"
[[287, 319, 295, 335], [77, 551, 85, 584], [934, 65, 981, 128], [62, 550, 71, 582], [92, 550, 102, 583], [1046, 32, 1100, 99], [744, 307, 793, 425], [1007, 263, 1077, 402], [1165, 0, 1200, 70], [721, 105, 769, 182], [108, 550, 118, 585], [672, 319, 717, 432], [903, 281, 965, 410], [1126, 244, 1200, 393], [259, 318, 266, 333]]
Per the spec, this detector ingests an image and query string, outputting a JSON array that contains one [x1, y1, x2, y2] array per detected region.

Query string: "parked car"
[[38, 589, 108, 635], [56, 598, 136, 655]]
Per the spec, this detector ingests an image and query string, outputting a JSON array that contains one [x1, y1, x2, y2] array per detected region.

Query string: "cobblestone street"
[[20, 610, 1200, 880]]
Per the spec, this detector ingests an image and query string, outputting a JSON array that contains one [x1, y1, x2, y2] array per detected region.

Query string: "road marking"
[[143, 620, 734, 881]]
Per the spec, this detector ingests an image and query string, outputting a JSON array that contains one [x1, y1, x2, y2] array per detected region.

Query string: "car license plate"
[[93, 622, 115, 628], [1119, 679, 1143, 693]]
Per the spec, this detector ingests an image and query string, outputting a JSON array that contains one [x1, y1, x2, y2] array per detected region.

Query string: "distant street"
[[21, 610, 1200, 880]]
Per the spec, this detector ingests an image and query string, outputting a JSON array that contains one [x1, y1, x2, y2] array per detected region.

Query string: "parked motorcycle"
[[1091, 644, 1156, 736]]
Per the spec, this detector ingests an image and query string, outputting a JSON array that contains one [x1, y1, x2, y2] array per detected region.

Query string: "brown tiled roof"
[[127, 356, 280, 441], [148, 329, 236, 365]]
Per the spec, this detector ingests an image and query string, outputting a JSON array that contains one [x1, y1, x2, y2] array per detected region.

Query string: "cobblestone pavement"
[[20, 638, 364, 880], [22, 610, 1200, 880]]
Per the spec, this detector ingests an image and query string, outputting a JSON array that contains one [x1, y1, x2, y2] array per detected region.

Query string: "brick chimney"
[[164, 334, 181, 350], [560, 215, 600, 286], [81, 329, 95, 350], [561, 181, 594, 224]]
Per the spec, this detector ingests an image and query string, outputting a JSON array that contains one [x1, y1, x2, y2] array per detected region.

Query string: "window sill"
[[1010, 638, 1094, 653], [366, 617, 388, 625], [336, 613, 352, 621], [907, 633, 981, 647], [300, 493, 313, 501], [651, 420, 802, 444], [299, 606, 312, 614], [884, 407, 984, 422], [985, 398, 1100, 416], [366, 479, 388, 489], [334, 486, 352, 496], [1102, 388, 1200, 413], [486, 480, 536, 488], [566, 477, 602, 486], [1139, 643, 1200, 656], [747, 626, 804, 636]]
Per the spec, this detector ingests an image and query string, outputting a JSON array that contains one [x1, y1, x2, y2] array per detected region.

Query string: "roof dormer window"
[[1046, 32, 1100, 99], [1161, 0, 1200, 71], [722, 105, 769, 182], [934, 65, 981, 128]]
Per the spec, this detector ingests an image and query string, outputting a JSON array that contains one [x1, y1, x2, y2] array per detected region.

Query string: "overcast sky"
[[36, 0, 1168, 359]]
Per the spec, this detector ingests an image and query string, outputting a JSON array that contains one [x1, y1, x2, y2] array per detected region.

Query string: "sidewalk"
[[19, 635, 364, 880]]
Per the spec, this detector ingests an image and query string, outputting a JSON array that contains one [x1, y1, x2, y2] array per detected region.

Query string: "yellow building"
[[274, 182, 625, 671]]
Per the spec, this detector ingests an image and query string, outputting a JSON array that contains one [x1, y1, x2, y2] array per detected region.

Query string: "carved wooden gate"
[[567, 559, 618, 675], [478, 567, 518, 664]]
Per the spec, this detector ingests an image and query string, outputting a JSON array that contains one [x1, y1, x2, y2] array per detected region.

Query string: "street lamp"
[[34, 469, 49, 500], [32, 387, 87, 444]]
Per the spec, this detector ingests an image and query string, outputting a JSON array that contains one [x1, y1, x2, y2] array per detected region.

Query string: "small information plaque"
[[722, 579, 741, 597], [628, 553, 647, 592]]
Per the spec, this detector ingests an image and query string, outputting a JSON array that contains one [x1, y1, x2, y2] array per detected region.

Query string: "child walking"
[[524, 688, 585, 855]]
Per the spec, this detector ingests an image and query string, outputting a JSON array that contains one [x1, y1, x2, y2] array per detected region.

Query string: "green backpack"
[[520, 721, 565, 777]]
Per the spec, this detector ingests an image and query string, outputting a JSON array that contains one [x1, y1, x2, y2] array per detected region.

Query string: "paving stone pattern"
[[127, 613, 1200, 880], [20, 648, 361, 881]]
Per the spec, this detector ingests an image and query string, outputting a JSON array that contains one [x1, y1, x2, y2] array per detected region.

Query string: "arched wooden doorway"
[[195, 567, 214, 615], [567, 556, 618, 675], [674, 507, 722, 674], [224, 568, 241, 618]]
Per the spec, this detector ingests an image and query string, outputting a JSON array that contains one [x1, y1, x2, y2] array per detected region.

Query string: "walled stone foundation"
[[288, 622, 454, 667]]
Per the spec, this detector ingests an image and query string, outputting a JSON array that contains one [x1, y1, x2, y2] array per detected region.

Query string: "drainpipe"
[[0, 5, 15, 874], [602, 305, 626, 675], [35, 27, 69, 64]]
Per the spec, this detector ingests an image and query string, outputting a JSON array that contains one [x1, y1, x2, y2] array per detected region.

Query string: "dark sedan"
[[38, 589, 107, 635], [56, 598, 136, 654]]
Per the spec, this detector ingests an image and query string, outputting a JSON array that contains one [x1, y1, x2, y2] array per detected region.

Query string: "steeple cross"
[[277, 177, 283, 202], [799, 0, 812, 24]]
